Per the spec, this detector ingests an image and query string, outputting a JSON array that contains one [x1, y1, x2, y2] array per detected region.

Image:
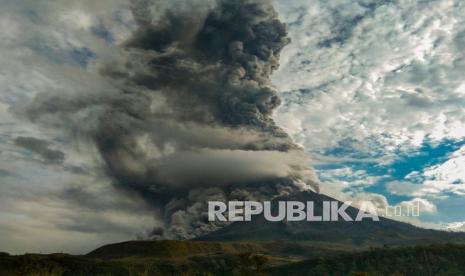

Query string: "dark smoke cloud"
[[13, 137, 65, 164], [19, 0, 319, 239]]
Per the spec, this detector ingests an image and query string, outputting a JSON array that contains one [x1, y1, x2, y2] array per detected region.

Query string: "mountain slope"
[[199, 191, 465, 247], [86, 240, 353, 261]]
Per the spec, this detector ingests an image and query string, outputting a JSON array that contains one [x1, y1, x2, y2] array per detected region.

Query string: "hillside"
[[268, 243, 465, 276], [0, 240, 349, 276], [86, 240, 352, 261], [199, 191, 465, 247], [2, 242, 465, 275], [87, 240, 265, 259]]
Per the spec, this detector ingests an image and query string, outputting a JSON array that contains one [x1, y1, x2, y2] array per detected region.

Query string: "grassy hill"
[[0, 240, 351, 276], [86, 240, 267, 259], [2, 241, 465, 275], [268, 243, 465, 276]]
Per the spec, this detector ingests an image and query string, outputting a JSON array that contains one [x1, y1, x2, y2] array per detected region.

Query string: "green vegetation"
[[0, 251, 273, 276], [1, 241, 465, 275], [268, 243, 465, 276]]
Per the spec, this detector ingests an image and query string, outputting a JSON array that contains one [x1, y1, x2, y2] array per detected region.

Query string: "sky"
[[0, 0, 465, 254], [272, 0, 465, 230]]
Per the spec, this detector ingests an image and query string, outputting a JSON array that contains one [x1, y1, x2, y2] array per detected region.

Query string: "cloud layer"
[[271, 0, 465, 228], [273, 0, 465, 160]]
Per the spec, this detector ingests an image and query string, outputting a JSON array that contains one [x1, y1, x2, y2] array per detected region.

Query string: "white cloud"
[[386, 181, 424, 197], [318, 167, 387, 190], [272, 0, 465, 227], [387, 145, 465, 198], [445, 221, 465, 232], [399, 198, 437, 214], [321, 180, 437, 218], [272, 0, 465, 160], [422, 145, 465, 195]]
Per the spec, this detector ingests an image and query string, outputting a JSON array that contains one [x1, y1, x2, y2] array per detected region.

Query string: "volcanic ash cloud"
[[22, 0, 319, 239]]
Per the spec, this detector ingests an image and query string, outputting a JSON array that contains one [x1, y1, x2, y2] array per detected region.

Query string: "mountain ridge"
[[198, 191, 465, 246]]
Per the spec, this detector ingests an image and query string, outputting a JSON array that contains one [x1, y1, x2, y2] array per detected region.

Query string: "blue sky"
[[316, 139, 465, 219]]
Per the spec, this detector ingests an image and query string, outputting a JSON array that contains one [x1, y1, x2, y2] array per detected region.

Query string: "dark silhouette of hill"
[[2, 242, 465, 275], [87, 240, 263, 259], [268, 243, 465, 275], [86, 240, 352, 261], [0, 240, 350, 275]]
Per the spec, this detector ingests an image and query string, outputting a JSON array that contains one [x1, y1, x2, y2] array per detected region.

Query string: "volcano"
[[199, 191, 465, 247]]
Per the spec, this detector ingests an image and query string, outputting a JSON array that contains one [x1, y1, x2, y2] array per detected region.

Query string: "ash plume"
[[20, 0, 319, 239]]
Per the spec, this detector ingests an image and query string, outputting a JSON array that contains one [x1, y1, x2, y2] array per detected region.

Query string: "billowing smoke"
[[21, 0, 319, 239]]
